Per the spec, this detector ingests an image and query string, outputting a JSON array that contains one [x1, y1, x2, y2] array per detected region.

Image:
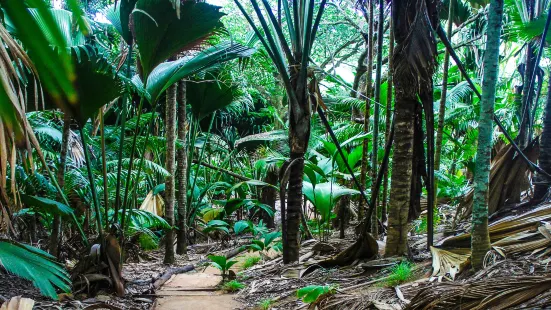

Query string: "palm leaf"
[[303, 181, 359, 223], [144, 42, 255, 103], [131, 0, 225, 77], [20, 195, 74, 219], [0, 239, 71, 300]]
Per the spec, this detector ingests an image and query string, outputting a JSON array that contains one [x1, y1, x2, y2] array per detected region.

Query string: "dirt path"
[[153, 266, 242, 310], [153, 253, 261, 310]]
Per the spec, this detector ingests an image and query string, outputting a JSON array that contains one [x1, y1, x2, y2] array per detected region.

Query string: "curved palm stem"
[[125, 104, 160, 232], [79, 127, 103, 243], [100, 110, 109, 230], [188, 112, 217, 210], [114, 43, 133, 225], [120, 95, 146, 234]]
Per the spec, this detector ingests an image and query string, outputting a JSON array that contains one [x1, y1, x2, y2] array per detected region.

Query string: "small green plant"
[[234, 220, 251, 235], [208, 254, 238, 279], [222, 280, 245, 292], [258, 298, 274, 310], [385, 261, 414, 287], [138, 232, 159, 251], [297, 284, 336, 304], [245, 231, 282, 253], [203, 220, 230, 234], [242, 255, 262, 269]]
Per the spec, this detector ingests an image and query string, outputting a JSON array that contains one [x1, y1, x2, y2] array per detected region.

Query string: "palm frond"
[[0, 239, 71, 300]]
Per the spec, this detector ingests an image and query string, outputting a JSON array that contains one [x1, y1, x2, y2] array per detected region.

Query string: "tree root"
[[319, 232, 378, 268]]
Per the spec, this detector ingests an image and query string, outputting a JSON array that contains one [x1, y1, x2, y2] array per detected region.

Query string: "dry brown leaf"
[[0, 296, 35, 310], [430, 247, 470, 280]]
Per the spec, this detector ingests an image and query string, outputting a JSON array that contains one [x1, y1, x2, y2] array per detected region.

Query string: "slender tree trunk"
[[382, 16, 394, 225], [519, 0, 536, 149], [50, 112, 71, 257], [370, 0, 384, 235], [176, 80, 188, 255], [284, 68, 310, 264], [471, 0, 503, 270], [434, 0, 454, 201], [164, 80, 178, 264], [534, 75, 551, 198], [359, 0, 374, 220], [534, 74, 551, 199]]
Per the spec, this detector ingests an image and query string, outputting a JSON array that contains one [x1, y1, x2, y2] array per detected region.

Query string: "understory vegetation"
[[2, 0, 551, 309]]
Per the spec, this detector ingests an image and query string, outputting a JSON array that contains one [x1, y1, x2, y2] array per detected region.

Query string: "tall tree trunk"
[[519, 0, 536, 149], [284, 69, 310, 264], [534, 77, 551, 199], [370, 0, 384, 235], [434, 0, 454, 201], [385, 0, 438, 256], [385, 100, 416, 256], [50, 112, 71, 257], [471, 0, 503, 270], [176, 80, 188, 255], [359, 0, 374, 220], [164, 81, 177, 264], [382, 15, 394, 225]]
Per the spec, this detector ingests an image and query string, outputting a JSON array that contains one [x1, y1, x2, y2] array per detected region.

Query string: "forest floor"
[[5, 204, 551, 309]]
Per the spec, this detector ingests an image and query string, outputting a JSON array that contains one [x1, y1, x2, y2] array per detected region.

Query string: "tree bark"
[[284, 67, 310, 263], [176, 80, 188, 255], [471, 0, 503, 270], [164, 80, 178, 264], [382, 15, 394, 225], [534, 77, 551, 199], [385, 0, 438, 256], [385, 97, 416, 256], [370, 0, 384, 235], [50, 112, 71, 257], [358, 0, 374, 221], [519, 0, 536, 149], [434, 0, 454, 201]]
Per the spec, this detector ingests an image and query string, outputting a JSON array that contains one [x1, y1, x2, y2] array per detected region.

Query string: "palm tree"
[[370, 0, 385, 235], [164, 77, 177, 264], [385, 0, 438, 256], [358, 0, 374, 222], [176, 80, 188, 255], [381, 15, 394, 225], [471, 0, 504, 270], [234, 0, 327, 263]]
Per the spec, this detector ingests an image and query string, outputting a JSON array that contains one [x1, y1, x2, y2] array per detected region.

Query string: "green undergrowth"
[[222, 280, 246, 292], [258, 298, 274, 310], [384, 261, 414, 287], [242, 255, 262, 269]]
